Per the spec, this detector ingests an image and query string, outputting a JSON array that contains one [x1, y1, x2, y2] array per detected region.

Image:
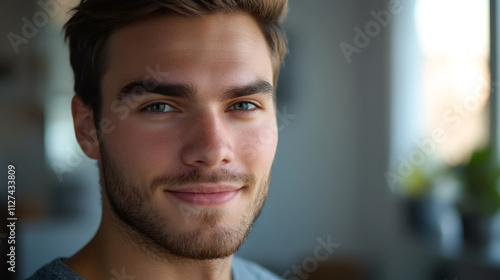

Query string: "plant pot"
[[460, 212, 500, 251], [404, 196, 445, 242]]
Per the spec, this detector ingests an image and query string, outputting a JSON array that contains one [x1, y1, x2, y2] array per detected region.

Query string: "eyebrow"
[[116, 79, 274, 102]]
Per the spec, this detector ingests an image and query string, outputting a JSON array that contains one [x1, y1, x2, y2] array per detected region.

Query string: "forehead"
[[102, 13, 274, 98]]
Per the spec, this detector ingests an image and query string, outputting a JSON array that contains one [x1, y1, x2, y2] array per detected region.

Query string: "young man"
[[28, 0, 287, 279]]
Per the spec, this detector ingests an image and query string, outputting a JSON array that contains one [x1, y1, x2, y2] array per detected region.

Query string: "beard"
[[99, 142, 270, 260]]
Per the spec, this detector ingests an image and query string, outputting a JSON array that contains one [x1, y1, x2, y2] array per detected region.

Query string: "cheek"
[[102, 119, 180, 174], [236, 122, 278, 171]]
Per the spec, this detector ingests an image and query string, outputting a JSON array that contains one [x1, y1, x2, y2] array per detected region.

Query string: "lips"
[[166, 185, 241, 206]]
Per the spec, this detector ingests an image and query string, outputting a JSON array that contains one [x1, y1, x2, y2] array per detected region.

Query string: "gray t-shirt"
[[27, 256, 281, 280]]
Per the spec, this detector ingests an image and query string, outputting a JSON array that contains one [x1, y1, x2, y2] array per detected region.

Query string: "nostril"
[[181, 137, 234, 168]]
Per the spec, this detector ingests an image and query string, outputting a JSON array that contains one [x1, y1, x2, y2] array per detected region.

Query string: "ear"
[[72, 96, 101, 160]]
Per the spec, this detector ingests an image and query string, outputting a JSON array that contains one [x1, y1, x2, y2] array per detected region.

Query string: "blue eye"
[[227, 102, 257, 111], [146, 103, 176, 113]]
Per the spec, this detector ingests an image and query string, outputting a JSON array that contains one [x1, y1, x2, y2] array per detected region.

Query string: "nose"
[[181, 109, 234, 168]]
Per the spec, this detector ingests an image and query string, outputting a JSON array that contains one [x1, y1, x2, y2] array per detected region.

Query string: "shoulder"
[[232, 256, 282, 280], [26, 258, 84, 280]]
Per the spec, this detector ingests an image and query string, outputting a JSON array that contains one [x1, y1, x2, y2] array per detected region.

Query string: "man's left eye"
[[227, 102, 257, 111], [145, 103, 176, 113]]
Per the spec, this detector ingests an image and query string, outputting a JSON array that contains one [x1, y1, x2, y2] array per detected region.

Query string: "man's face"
[[97, 13, 277, 259]]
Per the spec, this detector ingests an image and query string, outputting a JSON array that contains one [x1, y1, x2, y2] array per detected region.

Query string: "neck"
[[65, 208, 234, 280]]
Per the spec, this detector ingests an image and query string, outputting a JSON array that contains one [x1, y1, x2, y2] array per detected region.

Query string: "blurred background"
[[1, 0, 500, 279]]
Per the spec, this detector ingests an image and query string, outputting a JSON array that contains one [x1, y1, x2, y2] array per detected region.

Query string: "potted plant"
[[401, 163, 448, 241], [456, 145, 500, 250]]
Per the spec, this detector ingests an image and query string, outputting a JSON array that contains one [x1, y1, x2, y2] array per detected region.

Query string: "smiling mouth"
[[166, 185, 242, 206]]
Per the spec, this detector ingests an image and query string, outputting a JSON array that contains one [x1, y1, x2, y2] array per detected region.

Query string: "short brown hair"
[[64, 0, 288, 128]]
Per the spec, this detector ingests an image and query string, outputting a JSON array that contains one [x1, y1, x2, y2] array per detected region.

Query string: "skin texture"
[[67, 13, 277, 280]]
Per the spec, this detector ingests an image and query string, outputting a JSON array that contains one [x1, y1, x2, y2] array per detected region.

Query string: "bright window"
[[415, 0, 490, 165]]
